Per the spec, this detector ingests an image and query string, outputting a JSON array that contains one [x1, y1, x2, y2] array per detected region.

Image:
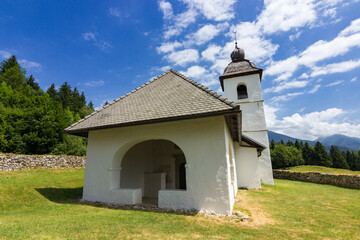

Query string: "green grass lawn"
[[285, 165, 360, 175], [1, 168, 359, 239]]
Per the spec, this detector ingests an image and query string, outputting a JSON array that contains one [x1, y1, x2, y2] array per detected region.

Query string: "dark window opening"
[[237, 85, 248, 99], [179, 163, 186, 190]]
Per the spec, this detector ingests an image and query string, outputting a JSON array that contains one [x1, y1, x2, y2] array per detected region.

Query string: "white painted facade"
[[223, 73, 274, 186], [83, 116, 237, 215]]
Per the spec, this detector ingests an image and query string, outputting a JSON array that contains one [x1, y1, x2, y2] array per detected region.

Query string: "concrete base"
[[110, 188, 142, 205]]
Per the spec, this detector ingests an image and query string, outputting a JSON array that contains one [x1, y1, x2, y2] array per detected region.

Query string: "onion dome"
[[230, 43, 245, 62], [218, 43, 263, 91]]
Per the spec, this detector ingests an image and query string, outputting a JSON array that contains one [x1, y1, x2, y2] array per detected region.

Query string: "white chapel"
[[65, 43, 273, 215]]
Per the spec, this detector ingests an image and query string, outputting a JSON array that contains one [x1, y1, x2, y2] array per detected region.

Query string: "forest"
[[0, 55, 94, 156], [270, 139, 360, 171]]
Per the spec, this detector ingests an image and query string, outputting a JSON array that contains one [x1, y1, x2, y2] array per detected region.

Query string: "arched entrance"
[[119, 139, 187, 205]]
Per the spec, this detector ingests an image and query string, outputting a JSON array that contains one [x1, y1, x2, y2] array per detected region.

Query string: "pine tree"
[[58, 82, 72, 109], [26, 75, 40, 91], [88, 101, 94, 110], [346, 150, 356, 170], [47, 83, 57, 100], [270, 139, 276, 150], [0, 55, 19, 73], [280, 140, 285, 145], [303, 142, 314, 165], [294, 140, 301, 150], [313, 141, 332, 167], [330, 146, 349, 169]]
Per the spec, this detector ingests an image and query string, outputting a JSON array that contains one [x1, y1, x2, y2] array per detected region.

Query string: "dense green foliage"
[[1, 169, 359, 239], [270, 139, 360, 170], [0, 55, 94, 155]]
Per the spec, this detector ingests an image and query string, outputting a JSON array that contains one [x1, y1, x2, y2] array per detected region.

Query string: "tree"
[[0, 55, 19, 73], [302, 142, 314, 165], [47, 83, 57, 100], [313, 141, 332, 167], [26, 75, 40, 91], [286, 140, 294, 147], [280, 139, 285, 145], [294, 140, 302, 150], [58, 82, 72, 109], [88, 101, 94, 110], [271, 144, 304, 169], [270, 139, 276, 150], [330, 146, 349, 169], [346, 150, 357, 170]]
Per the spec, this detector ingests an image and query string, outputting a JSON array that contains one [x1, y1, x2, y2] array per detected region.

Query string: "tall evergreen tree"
[[346, 150, 356, 170], [47, 83, 57, 100], [58, 82, 72, 109], [280, 139, 285, 145], [303, 142, 314, 165], [26, 75, 40, 91], [330, 146, 349, 169], [313, 141, 332, 167], [270, 139, 276, 150], [0, 55, 19, 73], [294, 140, 301, 150], [88, 101, 94, 110]]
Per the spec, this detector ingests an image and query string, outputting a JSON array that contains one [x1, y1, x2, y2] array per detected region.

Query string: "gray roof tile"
[[65, 69, 239, 136]]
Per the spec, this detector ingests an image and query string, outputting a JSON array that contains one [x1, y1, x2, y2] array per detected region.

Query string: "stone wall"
[[273, 170, 360, 189], [0, 154, 85, 171]]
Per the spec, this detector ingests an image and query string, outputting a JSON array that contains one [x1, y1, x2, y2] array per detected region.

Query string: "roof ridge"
[[169, 69, 238, 108], [65, 70, 173, 131]]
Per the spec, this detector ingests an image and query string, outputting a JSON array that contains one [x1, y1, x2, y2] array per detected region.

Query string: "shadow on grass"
[[36, 187, 83, 203], [35, 187, 198, 216]]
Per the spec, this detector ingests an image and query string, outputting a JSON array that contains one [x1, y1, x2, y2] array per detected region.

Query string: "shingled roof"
[[65, 69, 241, 137]]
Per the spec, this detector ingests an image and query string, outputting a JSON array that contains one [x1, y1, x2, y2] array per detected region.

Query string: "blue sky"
[[1, 0, 360, 140]]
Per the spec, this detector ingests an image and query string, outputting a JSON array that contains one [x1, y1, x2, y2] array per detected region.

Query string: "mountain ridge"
[[268, 131, 360, 152]]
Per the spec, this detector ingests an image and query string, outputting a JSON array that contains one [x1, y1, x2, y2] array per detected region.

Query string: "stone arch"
[[111, 139, 187, 196]]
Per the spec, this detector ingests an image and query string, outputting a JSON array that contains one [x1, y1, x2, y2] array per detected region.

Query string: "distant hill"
[[317, 134, 360, 151], [268, 131, 358, 152]]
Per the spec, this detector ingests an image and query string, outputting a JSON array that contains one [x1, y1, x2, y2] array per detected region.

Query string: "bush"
[[271, 144, 304, 169]]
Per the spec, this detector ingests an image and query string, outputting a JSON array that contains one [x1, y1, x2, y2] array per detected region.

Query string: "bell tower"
[[219, 42, 274, 186]]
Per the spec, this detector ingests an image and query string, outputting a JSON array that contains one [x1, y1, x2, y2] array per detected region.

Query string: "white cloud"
[[180, 65, 206, 78], [201, 45, 222, 62], [163, 8, 198, 39], [326, 80, 343, 87], [164, 49, 199, 66], [322, 7, 337, 18], [183, 0, 236, 21], [186, 24, 225, 46], [158, 1, 173, 20], [308, 84, 321, 93], [156, 41, 182, 53], [267, 19, 360, 79], [0, 50, 12, 59], [109, 7, 121, 17], [257, 0, 317, 34], [299, 73, 310, 79], [82, 32, 111, 51], [339, 18, 360, 36], [19, 59, 42, 71], [264, 80, 308, 93], [311, 59, 360, 77], [82, 32, 96, 41], [266, 107, 360, 140], [351, 77, 357, 82], [271, 92, 304, 102], [85, 80, 105, 87], [289, 31, 302, 41]]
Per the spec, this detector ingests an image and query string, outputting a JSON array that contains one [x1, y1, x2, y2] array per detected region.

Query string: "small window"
[[237, 85, 248, 99]]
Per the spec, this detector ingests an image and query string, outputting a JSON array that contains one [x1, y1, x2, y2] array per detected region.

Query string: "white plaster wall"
[[224, 123, 238, 207], [234, 145, 261, 189], [83, 116, 234, 215], [223, 74, 263, 103], [244, 131, 274, 185], [223, 74, 274, 185]]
